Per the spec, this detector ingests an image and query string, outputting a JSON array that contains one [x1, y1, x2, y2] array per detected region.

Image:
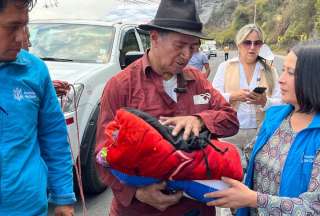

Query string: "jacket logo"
[[13, 87, 38, 101], [193, 93, 211, 105], [302, 155, 314, 163], [13, 87, 24, 101]]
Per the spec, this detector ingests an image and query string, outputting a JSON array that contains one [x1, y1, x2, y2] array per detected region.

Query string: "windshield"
[[201, 45, 209, 50], [29, 23, 115, 63]]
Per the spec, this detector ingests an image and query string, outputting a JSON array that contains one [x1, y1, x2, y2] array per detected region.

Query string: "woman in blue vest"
[[204, 40, 320, 215]]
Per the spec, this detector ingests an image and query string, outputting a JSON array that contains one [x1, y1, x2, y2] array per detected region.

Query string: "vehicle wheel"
[[81, 127, 107, 194], [77, 106, 107, 195]]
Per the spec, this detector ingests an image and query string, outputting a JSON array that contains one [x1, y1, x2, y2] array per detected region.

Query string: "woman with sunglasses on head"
[[206, 41, 320, 215], [212, 24, 281, 169]]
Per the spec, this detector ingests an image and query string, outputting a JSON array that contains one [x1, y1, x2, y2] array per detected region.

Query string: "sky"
[[30, 0, 159, 23], [29, 0, 214, 29]]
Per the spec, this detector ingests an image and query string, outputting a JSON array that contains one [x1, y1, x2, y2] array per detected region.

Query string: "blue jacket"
[[0, 50, 76, 215], [238, 105, 320, 216]]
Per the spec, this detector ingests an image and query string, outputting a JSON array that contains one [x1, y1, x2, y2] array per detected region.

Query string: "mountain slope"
[[199, 0, 319, 48]]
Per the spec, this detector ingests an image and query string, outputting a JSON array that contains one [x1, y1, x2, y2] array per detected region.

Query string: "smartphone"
[[253, 87, 267, 94]]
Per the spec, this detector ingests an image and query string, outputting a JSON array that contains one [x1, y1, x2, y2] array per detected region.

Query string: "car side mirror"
[[122, 51, 144, 69]]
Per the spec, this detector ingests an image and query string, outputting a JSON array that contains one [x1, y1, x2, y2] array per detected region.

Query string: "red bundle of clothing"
[[97, 108, 243, 181]]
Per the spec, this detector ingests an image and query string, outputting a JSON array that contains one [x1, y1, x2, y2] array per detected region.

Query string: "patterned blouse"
[[246, 115, 320, 215]]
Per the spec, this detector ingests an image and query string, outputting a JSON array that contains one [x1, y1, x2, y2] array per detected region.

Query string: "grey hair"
[[235, 23, 264, 46]]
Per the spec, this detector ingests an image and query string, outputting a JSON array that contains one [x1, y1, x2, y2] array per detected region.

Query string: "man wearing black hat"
[[96, 0, 239, 215]]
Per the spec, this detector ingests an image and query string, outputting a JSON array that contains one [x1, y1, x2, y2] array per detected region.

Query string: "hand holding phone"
[[247, 87, 267, 106], [252, 87, 267, 94]]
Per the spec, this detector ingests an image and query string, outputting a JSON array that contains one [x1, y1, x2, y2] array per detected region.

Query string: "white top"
[[163, 75, 177, 102], [258, 44, 274, 61], [212, 57, 282, 129]]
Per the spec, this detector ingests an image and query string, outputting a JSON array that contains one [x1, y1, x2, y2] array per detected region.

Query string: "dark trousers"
[[224, 53, 229, 61]]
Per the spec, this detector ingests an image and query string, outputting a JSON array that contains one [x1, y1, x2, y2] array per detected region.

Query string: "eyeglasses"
[[242, 40, 263, 48]]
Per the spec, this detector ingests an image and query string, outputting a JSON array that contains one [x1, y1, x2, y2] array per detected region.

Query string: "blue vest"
[[237, 105, 320, 216]]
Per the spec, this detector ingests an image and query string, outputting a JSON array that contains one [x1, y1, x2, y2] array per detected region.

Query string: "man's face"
[[0, 3, 28, 61], [151, 31, 199, 75]]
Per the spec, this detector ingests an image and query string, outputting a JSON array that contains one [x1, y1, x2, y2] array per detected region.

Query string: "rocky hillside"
[[198, 0, 320, 49]]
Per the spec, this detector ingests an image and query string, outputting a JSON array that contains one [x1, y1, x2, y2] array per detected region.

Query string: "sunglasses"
[[242, 40, 263, 48]]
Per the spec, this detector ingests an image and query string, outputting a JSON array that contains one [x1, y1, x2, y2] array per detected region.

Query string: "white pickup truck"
[[29, 19, 150, 194]]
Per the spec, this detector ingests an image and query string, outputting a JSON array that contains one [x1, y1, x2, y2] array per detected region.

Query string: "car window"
[[210, 45, 217, 50], [121, 29, 140, 55], [29, 23, 115, 63], [137, 29, 150, 51]]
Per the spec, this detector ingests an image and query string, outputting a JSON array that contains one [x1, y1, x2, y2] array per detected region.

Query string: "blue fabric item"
[[167, 180, 219, 203], [110, 169, 160, 186], [0, 50, 76, 215], [237, 105, 320, 216], [110, 169, 221, 203]]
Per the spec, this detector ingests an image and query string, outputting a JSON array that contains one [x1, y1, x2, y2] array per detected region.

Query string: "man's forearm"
[[205, 64, 211, 77]]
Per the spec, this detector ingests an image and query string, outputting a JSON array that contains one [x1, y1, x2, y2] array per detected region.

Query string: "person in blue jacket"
[[204, 40, 320, 215], [0, 0, 76, 215]]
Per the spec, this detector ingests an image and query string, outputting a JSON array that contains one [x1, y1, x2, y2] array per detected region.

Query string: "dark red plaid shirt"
[[96, 53, 239, 216]]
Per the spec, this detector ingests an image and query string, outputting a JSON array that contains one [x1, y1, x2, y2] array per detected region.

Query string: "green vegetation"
[[206, 0, 320, 50]]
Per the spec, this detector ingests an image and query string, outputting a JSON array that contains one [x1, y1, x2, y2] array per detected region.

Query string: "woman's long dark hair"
[[291, 40, 320, 113]]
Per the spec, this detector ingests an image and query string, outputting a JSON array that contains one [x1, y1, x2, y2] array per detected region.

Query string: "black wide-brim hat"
[[139, 0, 212, 40]]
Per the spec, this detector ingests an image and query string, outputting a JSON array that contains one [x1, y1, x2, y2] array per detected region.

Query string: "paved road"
[[49, 50, 284, 216]]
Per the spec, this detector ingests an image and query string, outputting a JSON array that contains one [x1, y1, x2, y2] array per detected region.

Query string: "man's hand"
[[230, 89, 250, 103], [246, 91, 267, 106], [54, 205, 74, 216], [204, 177, 257, 209], [159, 115, 204, 140], [135, 182, 183, 211]]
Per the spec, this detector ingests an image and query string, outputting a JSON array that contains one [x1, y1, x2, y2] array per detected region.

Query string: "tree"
[[315, 0, 320, 37]]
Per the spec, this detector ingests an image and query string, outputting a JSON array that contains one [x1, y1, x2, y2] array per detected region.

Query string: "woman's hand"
[[246, 91, 267, 106], [204, 177, 257, 209], [230, 89, 250, 103]]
